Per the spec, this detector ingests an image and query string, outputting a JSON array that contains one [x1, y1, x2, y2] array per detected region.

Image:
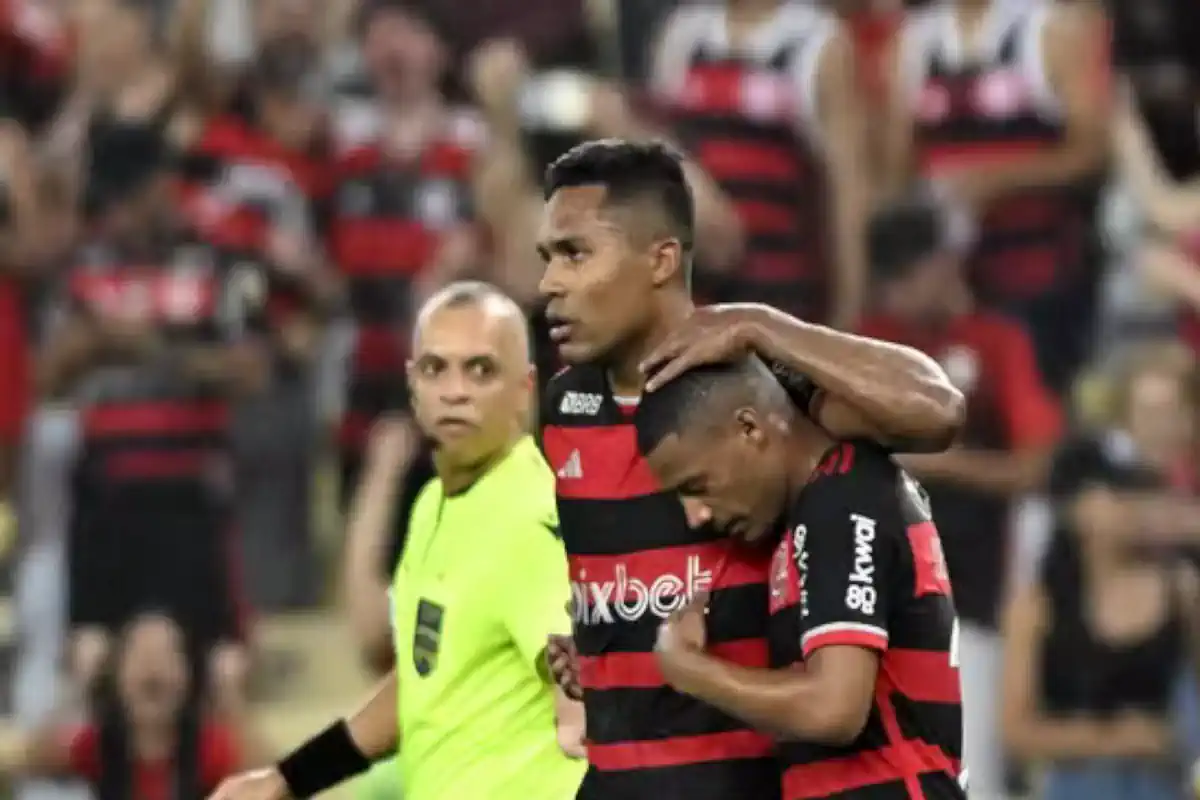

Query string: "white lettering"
[[792, 525, 809, 617], [570, 556, 712, 625], [845, 514, 878, 616], [560, 391, 603, 416]]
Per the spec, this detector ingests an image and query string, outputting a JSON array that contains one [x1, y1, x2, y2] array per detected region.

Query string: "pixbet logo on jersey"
[[570, 556, 713, 624]]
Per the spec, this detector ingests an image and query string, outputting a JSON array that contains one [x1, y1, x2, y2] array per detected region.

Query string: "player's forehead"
[[537, 185, 618, 243]]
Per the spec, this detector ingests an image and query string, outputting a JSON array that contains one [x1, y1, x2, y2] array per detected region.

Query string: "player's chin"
[[554, 338, 602, 365]]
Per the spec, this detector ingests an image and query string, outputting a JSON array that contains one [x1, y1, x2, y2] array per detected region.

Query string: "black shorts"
[[68, 475, 244, 650], [338, 444, 435, 578]]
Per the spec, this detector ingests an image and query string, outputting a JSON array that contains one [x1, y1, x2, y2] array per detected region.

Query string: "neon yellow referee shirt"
[[390, 435, 585, 800]]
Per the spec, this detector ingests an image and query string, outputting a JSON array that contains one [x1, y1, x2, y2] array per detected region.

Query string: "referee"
[[210, 282, 586, 800]]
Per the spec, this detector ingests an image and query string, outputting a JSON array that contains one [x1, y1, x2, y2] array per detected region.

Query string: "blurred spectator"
[[1000, 346, 1200, 800], [881, 0, 1109, 394], [328, 0, 480, 588], [406, 0, 592, 76], [1113, 77, 1200, 360], [0, 612, 266, 798], [36, 123, 268, 705], [860, 197, 1062, 800], [645, 0, 869, 325]]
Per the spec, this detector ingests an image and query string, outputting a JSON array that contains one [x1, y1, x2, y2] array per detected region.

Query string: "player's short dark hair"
[[544, 138, 696, 257], [634, 357, 787, 456]]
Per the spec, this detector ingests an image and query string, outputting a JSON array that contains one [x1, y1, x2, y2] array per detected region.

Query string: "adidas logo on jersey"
[[557, 450, 583, 480], [559, 391, 602, 415]]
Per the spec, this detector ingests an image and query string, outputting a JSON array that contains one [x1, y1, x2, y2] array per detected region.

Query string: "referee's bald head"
[[413, 281, 531, 366], [408, 282, 535, 465]]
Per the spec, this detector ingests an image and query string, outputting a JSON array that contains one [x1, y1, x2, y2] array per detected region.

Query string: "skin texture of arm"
[[745, 307, 965, 451], [660, 644, 879, 746]]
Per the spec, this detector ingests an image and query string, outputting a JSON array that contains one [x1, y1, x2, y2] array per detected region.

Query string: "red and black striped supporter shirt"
[[769, 440, 965, 800], [66, 236, 269, 489], [542, 365, 779, 800], [175, 114, 331, 329], [902, 1, 1100, 304], [328, 108, 481, 453], [652, 3, 836, 320]]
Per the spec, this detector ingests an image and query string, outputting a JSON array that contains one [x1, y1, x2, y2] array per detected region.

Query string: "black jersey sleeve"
[[790, 465, 900, 659]]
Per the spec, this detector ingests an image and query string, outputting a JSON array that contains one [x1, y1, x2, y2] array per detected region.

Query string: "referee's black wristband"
[[277, 719, 372, 798]]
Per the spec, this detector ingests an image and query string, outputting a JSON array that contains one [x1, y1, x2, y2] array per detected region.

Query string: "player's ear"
[[735, 408, 767, 446], [648, 237, 684, 288]]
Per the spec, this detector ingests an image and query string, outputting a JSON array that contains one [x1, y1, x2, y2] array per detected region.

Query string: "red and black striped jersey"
[[901, 1, 1097, 302], [652, 3, 835, 320], [65, 236, 269, 492], [327, 106, 481, 452], [769, 440, 965, 800], [542, 364, 779, 800], [176, 114, 330, 255], [175, 114, 331, 329]]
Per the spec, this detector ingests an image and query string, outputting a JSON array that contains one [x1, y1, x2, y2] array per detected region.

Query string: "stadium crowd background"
[[0, 0, 1196, 797]]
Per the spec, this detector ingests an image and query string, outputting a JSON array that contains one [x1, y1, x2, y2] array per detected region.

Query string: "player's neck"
[[606, 296, 694, 398], [783, 418, 837, 507]]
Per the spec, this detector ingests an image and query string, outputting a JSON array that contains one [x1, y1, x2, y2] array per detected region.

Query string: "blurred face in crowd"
[[538, 186, 667, 364], [879, 251, 970, 323], [1123, 362, 1193, 465], [408, 296, 534, 469], [255, 0, 321, 47], [363, 8, 446, 102], [252, 38, 325, 147], [116, 614, 190, 727], [643, 412, 793, 545], [74, 0, 155, 91]]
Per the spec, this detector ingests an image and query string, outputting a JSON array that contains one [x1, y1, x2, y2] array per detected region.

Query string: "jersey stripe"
[[545, 364, 779, 800]]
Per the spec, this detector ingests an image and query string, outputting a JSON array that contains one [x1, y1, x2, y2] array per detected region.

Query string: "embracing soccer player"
[[632, 358, 966, 800]]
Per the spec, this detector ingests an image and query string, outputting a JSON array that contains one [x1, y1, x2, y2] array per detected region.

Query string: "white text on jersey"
[[559, 391, 603, 415], [571, 557, 712, 624]]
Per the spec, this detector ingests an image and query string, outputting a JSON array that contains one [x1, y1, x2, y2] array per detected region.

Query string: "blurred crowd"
[[0, 0, 1200, 796]]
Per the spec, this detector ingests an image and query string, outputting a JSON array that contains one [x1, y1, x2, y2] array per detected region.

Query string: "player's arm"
[[744, 306, 965, 452], [492, 513, 586, 756], [812, 23, 870, 328], [657, 485, 892, 745], [899, 323, 1060, 494], [943, 4, 1109, 208]]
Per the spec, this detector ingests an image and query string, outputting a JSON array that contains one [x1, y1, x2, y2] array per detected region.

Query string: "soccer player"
[[538, 139, 964, 800], [632, 358, 965, 799], [208, 281, 585, 800]]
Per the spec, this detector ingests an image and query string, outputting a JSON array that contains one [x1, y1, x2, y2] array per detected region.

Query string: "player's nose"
[[680, 497, 712, 529]]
